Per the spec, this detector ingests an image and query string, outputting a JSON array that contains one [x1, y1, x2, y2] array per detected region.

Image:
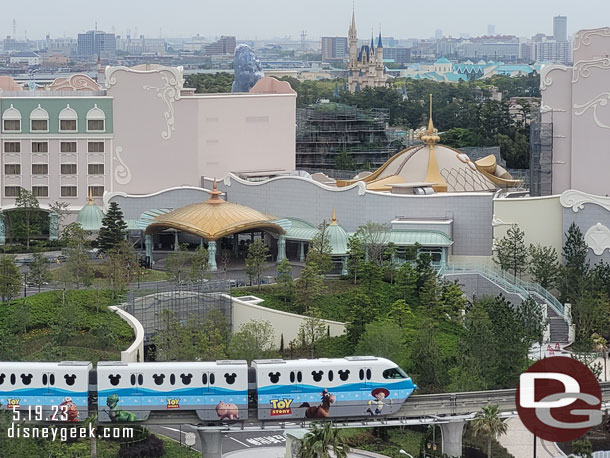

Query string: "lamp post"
[[23, 272, 27, 298]]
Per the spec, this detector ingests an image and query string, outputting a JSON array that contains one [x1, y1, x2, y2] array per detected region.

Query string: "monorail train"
[[0, 357, 416, 423]]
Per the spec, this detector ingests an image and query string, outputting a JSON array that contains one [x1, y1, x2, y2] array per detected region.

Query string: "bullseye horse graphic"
[[299, 389, 336, 419]]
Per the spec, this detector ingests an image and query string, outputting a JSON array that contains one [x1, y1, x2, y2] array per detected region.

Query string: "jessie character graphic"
[[366, 387, 392, 416]]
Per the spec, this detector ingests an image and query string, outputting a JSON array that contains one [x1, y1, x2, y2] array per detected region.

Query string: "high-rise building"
[[77, 30, 116, 56], [347, 9, 386, 92], [534, 40, 571, 64], [204, 36, 236, 56], [487, 25, 496, 35], [553, 16, 568, 42], [321, 37, 348, 62]]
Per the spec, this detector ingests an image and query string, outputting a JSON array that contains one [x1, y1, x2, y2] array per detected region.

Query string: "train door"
[[129, 372, 144, 397], [201, 371, 216, 393], [42, 372, 56, 393], [289, 370, 303, 392]]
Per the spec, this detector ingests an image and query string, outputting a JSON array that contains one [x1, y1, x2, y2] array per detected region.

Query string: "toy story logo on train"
[[269, 398, 293, 416]]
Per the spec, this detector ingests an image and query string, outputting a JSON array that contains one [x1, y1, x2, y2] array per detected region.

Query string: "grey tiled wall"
[[562, 205, 610, 263]]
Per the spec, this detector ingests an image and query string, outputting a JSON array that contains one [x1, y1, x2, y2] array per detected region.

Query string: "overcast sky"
[[3, 0, 610, 41]]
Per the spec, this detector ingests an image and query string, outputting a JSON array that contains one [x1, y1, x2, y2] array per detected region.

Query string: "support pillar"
[[341, 257, 348, 276], [49, 212, 59, 241], [0, 213, 5, 246], [200, 238, 204, 247], [298, 241, 305, 262], [233, 234, 239, 256], [277, 235, 286, 263], [208, 240, 217, 271], [173, 230, 179, 251], [145, 234, 153, 265], [440, 421, 465, 458], [196, 430, 222, 458]]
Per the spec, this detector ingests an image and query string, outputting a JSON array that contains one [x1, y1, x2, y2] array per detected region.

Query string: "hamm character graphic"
[[215, 401, 239, 420], [367, 387, 392, 416]]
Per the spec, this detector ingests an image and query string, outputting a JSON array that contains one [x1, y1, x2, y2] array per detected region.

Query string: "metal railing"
[[441, 262, 565, 317]]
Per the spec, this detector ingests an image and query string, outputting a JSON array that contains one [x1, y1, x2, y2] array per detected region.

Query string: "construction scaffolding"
[[296, 102, 400, 171], [529, 110, 554, 196], [125, 281, 233, 344]]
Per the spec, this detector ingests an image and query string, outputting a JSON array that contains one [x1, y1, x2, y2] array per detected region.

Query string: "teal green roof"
[[436, 57, 451, 64], [76, 200, 104, 231], [327, 222, 349, 256], [385, 230, 453, 247], [136, 208, 173, 230], [278, 218, 318, 242]]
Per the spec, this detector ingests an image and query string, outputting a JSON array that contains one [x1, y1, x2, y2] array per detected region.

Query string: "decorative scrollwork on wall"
[[573, 27, 610, 51], [585, 223, 610, 255], [114, 146, 132, 185], [574, 92, 610, 130], [572, 58, 610, 83], [143, 70, 182, 140], [540, 65, 568, 91], [560, 190, 610, 213]]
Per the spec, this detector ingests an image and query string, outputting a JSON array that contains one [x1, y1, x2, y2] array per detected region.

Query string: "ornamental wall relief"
[[585, 223, 610, 255]]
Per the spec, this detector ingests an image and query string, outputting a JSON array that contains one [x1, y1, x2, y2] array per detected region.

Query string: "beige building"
[[347, 10, 387, 92]]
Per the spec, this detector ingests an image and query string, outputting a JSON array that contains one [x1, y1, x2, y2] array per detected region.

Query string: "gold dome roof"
[[145, 180, 285, 240]]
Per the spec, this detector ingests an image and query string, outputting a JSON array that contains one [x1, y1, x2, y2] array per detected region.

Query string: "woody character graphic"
[[366, 387, 392, 416]]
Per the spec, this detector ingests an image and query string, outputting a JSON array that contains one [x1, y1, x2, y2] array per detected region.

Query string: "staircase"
[[441, 263, 570, 344]]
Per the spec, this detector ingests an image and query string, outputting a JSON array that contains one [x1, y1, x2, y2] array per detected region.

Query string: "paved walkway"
[[498, 417, 566, 458], [223, 446, 386, 457]]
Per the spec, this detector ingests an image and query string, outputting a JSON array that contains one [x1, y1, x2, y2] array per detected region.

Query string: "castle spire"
[[377, 28, 383, 48], [330, 208, 337, 225]]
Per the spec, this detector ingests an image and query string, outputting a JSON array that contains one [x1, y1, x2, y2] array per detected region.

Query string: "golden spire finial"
[[88, 188, 93, 204], [330, 208, 337, 225], [207, 178, 223, 203], [422, 94, 440, 145]]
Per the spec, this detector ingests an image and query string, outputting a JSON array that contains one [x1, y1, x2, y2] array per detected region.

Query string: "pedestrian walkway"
[[223, 446, 386, 457], [498, 417, 566, 458]]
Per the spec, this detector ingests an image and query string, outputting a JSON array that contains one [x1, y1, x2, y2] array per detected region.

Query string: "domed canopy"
[[145, 181, 285, 240], [326, 209, 349, 255], [77, 193, 104, 231]]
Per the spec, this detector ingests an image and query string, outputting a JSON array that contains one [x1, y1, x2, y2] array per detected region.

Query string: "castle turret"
[[376, 31, 383, 64], [348, 9, 358, 69]]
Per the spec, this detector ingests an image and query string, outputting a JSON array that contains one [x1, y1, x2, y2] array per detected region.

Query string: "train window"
[[290, 371, 295, 383], [338, 369, 350, 381], [11, 374, 15, 385], [328, 370, 334, 382], [383, 368, 408, 379], [210, 373, 215, 385], [152, 374, 165, 385], [131, 374, 136, 385], [0, 373, 4, 385], [297, 371, 302, 383], [65, 374, 76, 386], [49, 374, 55, 385], [359, 369, 364, 381], [224, 373, 237, 385], [108, 374, 121, 386], [268, 372, 280, 383], [366, 369, 371, 380], [170, 374, 176, 385], [202, 373, 208, 385], [42, 374, 47, 385], [21, 374, 32, 385], [311, 370, 323, 382], [181, 373, 193, 385], [138, 374, 143, 385]]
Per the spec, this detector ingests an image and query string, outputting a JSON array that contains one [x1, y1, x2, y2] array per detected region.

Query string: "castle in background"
[[347, 10, 387, 92]]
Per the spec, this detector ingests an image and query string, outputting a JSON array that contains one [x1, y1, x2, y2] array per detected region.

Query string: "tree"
[[517, 296, 546, 348], [570, 438, 593, 458], [0, 255, 21, 303], [14, 188, 40, 249], [298, 422, 350, 458], [295, 264, 326, 313], [355, 319, 405, 364], [297, 309, 327, 358], [28, 252, 50, 293], [188, 246, 209, 283], [96, 202, 127, 252], [228, 320, 276, 361], [48, 201, 70, 239], [245, 240, 269, 290], [571, 294, 610, 346], [560, 222, 590, 304], [354, 222, 390, 265], [409, 321, 447, 391], [103, 240, 140, 297], [471, 404, 508, 458], [62, 223, 93, 288], [165, 244, 193, 283], [307, 221, 333, 275], [529, 244, 560, 289], [346, 235, 365, 284], [276, 258, 294, 303], [494, 224, 528, 277]]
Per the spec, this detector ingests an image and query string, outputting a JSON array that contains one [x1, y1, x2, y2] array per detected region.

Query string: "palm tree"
[[471, 404, 508, 458], [299, 422, 351, 458]]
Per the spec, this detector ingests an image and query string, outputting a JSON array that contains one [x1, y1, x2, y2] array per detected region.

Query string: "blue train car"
[[254, 356, 416, 420], [0, 361, 91, 422], [97, 360, 248, 422]]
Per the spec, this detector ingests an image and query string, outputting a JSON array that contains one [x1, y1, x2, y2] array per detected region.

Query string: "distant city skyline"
[[2, 0, 609, 41]]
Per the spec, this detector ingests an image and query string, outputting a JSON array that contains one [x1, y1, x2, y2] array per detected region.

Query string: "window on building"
[[88, 142, 104, 153], [4, 164, 20, 175], [31, 119, 48, 131], [32, 186, 48, 197], [60, 119, 77, 131], [88, 163, 104, 175], [60, 164, 77, 175], [4, 186, 22, 197], [61, 142, 77, 153], [32, 164, 48, 175], [4, 142, 20, 153], [32, 142, 48, 153], [88, 186, 104, 197], [3, 120, 20, 131], [60, 186, 77, 197], [87, 119, 104, 131]]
